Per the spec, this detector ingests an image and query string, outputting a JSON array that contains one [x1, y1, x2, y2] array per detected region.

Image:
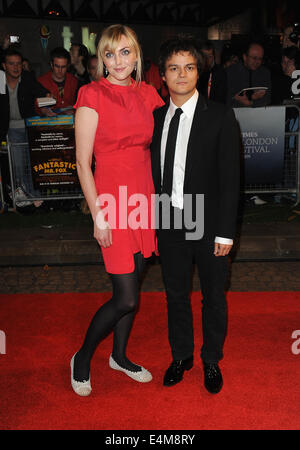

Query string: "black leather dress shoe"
[[163, 357, 193, 387], [203, 363, 223, 394]]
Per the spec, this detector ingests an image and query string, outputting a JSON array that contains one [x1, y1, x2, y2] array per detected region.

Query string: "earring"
[[104, 66, 108, 76], [133, 63, 137, 72]]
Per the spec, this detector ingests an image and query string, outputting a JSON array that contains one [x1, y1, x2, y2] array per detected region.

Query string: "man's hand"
[[40, 107, 57, 117], [251, 89, 266, 100], [214, 242, 232, 257], [3, 35, 10, 50], [234, 91, 253, 106]]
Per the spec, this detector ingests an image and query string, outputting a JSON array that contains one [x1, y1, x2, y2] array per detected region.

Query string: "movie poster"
[[26, 116, 80, 189]]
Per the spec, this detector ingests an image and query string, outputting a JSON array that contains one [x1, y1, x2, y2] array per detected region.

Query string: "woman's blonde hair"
[[96, 24, 142, 84]]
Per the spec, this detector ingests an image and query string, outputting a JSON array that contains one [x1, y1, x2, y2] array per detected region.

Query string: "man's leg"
[[158, 235, 194, 360], [194, 239, 228, 364]]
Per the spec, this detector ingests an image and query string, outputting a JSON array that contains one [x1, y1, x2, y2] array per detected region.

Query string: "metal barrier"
[[5, 121, 84, 209], [3, 105, 300, 209], [241, 104, 300, 205]]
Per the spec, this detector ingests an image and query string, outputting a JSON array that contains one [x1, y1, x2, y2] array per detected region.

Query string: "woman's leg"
[[73, 252, 145, 382], [112, 252, 146, 371]]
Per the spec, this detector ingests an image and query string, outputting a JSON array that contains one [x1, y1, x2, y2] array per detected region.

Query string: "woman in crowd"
[[71, 24, 164, 396]]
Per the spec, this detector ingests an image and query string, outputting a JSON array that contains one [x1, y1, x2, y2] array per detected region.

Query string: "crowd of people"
[[1, 24, 300, 212], [0, 38, 101, 211]]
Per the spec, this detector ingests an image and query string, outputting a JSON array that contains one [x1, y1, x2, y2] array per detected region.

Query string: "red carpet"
[[1, 291, 300, 430]]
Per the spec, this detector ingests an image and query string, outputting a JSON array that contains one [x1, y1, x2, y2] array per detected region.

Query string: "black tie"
[[162, 107, 183, 196]]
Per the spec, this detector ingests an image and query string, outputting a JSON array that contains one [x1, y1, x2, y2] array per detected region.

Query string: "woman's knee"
[[114, 294, 138, 315]]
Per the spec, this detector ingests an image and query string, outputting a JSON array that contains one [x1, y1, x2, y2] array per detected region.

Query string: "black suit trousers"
[[158, 231, 228, 364]]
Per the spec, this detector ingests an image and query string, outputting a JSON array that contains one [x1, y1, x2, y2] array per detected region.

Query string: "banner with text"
[[234, 107, 286, 185], [26, 115, 80, 189]]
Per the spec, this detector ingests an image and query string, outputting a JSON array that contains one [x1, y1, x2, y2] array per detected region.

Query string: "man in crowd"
[[69, 42, 90, 87], [226, 42, 272, 108], [87, 55, 98, 82], [198, 40, 227, 104], [0, 48, 49, 206], [220, 43, 240, 69], [38, 47, 78, 114]]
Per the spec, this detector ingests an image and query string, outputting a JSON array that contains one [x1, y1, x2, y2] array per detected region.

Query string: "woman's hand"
[[94, 219, 112, 248]]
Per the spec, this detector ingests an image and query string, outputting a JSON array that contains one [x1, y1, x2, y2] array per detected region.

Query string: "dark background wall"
[[1, 0, 299, 76], [0, 16, 207, 76]]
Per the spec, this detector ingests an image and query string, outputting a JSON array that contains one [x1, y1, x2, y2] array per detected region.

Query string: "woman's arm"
[[75, 106, 112, 248]]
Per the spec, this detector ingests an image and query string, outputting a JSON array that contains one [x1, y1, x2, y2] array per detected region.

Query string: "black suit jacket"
[[151, 94, 240, 241], [0, 70, 48, 139]]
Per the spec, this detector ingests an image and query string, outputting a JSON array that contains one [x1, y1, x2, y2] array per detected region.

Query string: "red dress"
[[74, 77, 164, 274]]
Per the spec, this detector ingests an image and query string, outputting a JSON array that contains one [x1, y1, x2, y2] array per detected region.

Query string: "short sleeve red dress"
[[74, 77, 164, 274]]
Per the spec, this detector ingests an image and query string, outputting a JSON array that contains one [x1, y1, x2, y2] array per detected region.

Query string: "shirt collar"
[[169, 89, 199, 119]]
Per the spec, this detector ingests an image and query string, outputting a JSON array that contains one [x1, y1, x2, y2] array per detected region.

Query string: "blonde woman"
[[71, 24, 164, 396]]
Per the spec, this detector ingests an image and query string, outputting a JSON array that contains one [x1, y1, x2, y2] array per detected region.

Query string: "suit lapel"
[[183, 95, 208, 191]]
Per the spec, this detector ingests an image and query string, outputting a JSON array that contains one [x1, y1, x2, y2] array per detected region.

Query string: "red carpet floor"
[[1, 291, 300, 430]]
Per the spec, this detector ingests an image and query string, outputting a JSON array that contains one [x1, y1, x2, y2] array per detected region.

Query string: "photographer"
[[283, 23, 300, 49], [0, 34, 10, 64]]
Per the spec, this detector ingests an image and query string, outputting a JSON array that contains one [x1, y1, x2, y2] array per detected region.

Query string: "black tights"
[[73, 252, 145, 382]]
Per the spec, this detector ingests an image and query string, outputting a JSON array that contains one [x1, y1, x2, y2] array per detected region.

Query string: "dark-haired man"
[[38, 47, 78, 114], [198, 40, 227, 104], [69, 42, 90, 87], [0, 48, 49, 204], [151, 36, 240, 394], [87, 55, 98, 82]]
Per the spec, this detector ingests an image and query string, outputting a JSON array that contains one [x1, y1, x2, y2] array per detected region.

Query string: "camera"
[[9, 35, 20, 43], [289, 23, 300, 44]]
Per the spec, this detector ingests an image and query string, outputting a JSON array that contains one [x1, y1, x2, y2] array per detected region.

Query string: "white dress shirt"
[[160, 89, 233, 245]]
